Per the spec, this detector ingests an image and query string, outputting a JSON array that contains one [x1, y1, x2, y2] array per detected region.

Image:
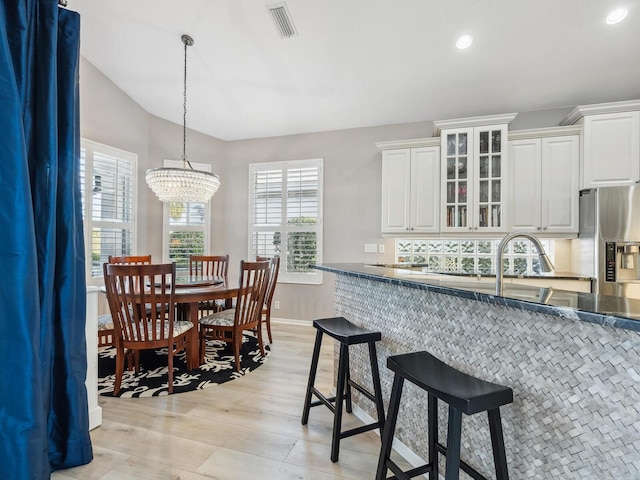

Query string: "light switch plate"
[[364, 243, 377, 253]]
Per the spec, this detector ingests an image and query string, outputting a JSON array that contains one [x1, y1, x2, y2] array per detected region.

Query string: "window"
[[249, 159, 323, 284], [80, 140, 137, 280], [162, 160, 210, 271], [395, 238, 554, 275]]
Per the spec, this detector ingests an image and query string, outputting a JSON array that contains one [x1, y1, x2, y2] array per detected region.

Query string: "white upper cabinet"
[[376, 102, 640, 239], [410, 147, 441, 232], [509, 138, 541, 232], [435, 114, 515, 234], [562, 100, 640, 189], [509, 129, 580, 234], [582, 111, 639, 188], [381, 149, 411, 233], [379, 140, 440, 234], [542, 135, 580, 233]]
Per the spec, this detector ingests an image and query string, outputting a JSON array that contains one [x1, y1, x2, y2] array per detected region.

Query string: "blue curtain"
[[0, 1, 92, 477]]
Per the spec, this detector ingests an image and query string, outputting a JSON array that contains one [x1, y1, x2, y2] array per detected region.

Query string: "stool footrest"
[[385, 458, 432, 480], [309, 388, 336, 413], [309, 385, 381, 441], [340, 421, 381, 440], [348, 379, 377, 404], [400, 463, 433, 479]]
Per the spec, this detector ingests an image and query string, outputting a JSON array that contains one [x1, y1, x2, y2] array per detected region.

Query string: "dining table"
[[170, 275, 238, 369], [102, 274, 239, 370]]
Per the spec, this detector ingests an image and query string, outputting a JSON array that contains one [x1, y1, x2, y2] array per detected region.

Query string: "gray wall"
[[145, 115, 227, 259], [79, 57, 152, 253], [79, 56, 435, 321], [80, 58, 226, 269], [221, 122, 433, 320], [78, 55, 578, 322]]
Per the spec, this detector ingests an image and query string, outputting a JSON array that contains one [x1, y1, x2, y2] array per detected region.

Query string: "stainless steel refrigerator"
[[577, 186, 640, 299]]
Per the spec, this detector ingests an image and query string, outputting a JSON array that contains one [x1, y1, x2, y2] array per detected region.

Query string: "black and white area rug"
[[98, 334, 269, 398]]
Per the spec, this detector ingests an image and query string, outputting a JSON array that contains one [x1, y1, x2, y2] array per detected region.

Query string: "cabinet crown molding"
[[376, 137, 440, 151], [508, 125, 582, 141], [433, 113, 517, 135], [561, 99, 640, 126]]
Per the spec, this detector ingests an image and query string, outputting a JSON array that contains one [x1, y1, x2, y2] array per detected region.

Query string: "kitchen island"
[[315, 263, 640, 478]]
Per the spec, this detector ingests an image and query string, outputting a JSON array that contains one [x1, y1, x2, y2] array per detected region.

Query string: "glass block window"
[[395, 238, 554, 275]]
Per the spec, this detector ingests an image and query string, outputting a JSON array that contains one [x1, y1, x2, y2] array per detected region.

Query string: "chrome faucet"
[[495, 232, 554, 296]]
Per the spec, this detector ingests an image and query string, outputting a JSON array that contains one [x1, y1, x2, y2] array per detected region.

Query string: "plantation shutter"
[[80, 140, 137, 280], [249, 159, 323, 284], [163, 159, 211, 270]]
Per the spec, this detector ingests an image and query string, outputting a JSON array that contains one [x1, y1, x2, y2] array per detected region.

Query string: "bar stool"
[[375, 351, 513, 480], [301, 316, 386, 463]]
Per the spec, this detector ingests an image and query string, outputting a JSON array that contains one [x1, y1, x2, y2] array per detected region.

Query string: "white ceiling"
[[68, 0, 640, 141]]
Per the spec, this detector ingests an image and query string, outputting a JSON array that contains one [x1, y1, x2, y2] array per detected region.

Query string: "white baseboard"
[[271, 317, 312, 326], [88, 405, 102, 431]]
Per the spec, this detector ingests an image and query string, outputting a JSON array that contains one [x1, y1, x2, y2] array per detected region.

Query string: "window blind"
[[163, 160, 211, 270], [80, 140, 137, 280], [249, 159, 323, 284]]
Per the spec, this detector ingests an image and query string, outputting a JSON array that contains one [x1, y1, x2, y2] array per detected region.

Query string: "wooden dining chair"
[[98, 254, 153, 348], [256, 255, 280, 344], [103, 262, 195, 395], [190, 254, 229, 314], [108, 254, 152, 265], [198, 260, 270, 370], [189, 254, 229, 278]]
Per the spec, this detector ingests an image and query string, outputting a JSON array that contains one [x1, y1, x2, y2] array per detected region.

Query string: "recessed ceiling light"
[[606, 7, 628, 24], [456, 34, 473, 49]]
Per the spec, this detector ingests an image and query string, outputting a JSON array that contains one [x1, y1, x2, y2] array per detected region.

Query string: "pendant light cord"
[[145, 33, 220, 204], [182, 35, 194, 170]]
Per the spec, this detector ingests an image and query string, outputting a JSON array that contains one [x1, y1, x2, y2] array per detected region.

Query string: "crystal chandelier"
[[146, 34, 220, 203]]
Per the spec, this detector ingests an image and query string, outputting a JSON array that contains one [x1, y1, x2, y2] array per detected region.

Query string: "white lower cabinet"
[[509, 134, 579, 234], [381, 146, 440, 234]]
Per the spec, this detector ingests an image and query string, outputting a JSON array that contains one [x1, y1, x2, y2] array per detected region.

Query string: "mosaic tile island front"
[[316, 263, 640, 479]]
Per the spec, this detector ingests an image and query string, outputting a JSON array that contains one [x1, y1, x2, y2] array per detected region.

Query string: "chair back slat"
[[234, 260, 270, 329], [107, 256, 153, 293], [256, 256, 280, 310], [189, 255, 229, 279], [108, 254, 152, 265]]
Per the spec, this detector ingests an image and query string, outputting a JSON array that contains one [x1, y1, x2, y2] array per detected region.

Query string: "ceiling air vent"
[[267, 3, 297, 39]]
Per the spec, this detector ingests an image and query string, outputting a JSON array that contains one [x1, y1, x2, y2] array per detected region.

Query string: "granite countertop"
[[366, 263, 593, 280], [315, 263, 640, 333]]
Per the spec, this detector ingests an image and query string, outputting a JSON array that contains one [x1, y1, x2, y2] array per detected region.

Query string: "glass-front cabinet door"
[[441, 124, 508, 233], [444, 129, 472, 229], [475, 126, 506, 230]]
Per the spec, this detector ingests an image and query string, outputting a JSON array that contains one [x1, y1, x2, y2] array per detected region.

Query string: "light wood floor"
[[52, 321, 411, 480]]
